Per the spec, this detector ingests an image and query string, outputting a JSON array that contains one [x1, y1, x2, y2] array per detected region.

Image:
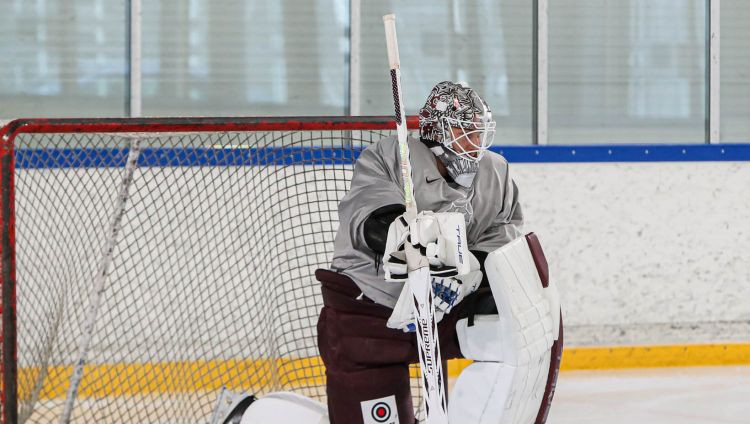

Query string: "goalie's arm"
[[363, 204, 406, 254], [335, 143, 407, 256]]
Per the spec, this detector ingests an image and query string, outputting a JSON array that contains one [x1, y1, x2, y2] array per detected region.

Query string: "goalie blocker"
[[213, 233, 562, 424]]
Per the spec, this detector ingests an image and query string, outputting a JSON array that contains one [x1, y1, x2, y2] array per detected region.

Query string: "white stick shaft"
[[383, 14, 449, 424], [383, 14, 400, 70], [410, 267, 449, 423], [383, 14, 415, 216], [392, 68, 416, 216]]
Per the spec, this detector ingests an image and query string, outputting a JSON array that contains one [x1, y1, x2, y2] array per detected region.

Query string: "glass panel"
[[549, 0, 706, 144], [721, 0, 750, 142], [360, 0, 533, 145], [141, 0, 348, 117], [0, 0, 127, 119]]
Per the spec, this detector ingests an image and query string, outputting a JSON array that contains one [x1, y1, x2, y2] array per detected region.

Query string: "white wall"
[[514, 161, 750, 345]]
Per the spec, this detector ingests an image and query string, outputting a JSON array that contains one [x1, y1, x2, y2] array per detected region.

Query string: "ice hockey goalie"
[[213, 81, 563, 424]]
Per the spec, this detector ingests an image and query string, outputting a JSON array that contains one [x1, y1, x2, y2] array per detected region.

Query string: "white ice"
[[547, 365, 750, 423]]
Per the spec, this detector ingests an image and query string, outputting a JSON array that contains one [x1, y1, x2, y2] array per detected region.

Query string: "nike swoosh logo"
[[425, 176, 441, 184]]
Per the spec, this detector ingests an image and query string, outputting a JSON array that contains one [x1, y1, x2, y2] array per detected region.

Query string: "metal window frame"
[[708, 0, 721, 143], [349, 0, 361, 116], [533, 0, 549, 145], [127, 0, 142, 118]]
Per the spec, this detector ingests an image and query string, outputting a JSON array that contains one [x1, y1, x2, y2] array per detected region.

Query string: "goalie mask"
[[419, 81, 496, 187]]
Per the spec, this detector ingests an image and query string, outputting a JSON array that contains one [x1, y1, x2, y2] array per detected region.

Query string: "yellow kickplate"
[[559, 343, 750, 370]]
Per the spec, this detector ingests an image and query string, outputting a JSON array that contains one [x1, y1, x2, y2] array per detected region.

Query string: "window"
[[1, 0, 742, 145], [359, 0, 533, 145], [141, 0, 349, 116], [0, 0, 127, 118], [721, 0, 750, 142], [549, 0, 706, 144]]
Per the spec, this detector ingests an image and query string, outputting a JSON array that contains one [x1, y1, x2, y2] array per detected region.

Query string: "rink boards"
[[9, 144, 750, 402]]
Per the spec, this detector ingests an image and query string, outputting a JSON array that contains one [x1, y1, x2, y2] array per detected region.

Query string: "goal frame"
[[0, 115, 419, 424]]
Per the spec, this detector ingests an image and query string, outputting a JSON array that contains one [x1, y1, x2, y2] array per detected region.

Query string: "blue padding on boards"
[[15, 147, 363, 169], [14, 144, 750, 169]]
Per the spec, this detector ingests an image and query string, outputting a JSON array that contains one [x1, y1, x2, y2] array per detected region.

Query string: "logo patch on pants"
[[360, 395, 399, 424]]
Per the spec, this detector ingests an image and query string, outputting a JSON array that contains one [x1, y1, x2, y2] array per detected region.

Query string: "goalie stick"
[[383, 14, 449, 424]]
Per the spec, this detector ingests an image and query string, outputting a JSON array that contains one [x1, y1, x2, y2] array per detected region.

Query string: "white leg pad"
[[450, 236, 559, 423], [240, 392, 329, 424], [449, 361, 516, 424]]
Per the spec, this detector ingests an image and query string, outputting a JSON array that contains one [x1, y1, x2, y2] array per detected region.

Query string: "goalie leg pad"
[[209, 389, 329, 424], [239, 392, 329, 424], [449, 361, 516, 424], [449, 234, 562, 424], [449, 315, 514, 423]]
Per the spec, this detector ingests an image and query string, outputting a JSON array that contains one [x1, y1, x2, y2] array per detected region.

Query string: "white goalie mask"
[[419, 81, 496, 163], [440, 113, 496, 163], [419, 82, 495, 187]]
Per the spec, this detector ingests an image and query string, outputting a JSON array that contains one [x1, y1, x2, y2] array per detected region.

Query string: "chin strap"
[[424, 140, 479, 188]]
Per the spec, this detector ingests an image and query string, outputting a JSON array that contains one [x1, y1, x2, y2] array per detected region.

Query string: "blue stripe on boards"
[[14, 144, 750, 169], [15, 147, 364, 169]]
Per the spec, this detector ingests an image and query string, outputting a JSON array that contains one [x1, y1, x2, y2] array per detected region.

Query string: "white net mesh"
[[2, 120, 425, 424]]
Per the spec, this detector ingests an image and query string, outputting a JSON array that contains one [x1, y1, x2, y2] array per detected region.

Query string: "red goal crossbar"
[[0, 116, 420, 141]]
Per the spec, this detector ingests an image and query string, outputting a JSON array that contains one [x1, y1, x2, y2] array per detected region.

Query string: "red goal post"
[[0, 116, 419, 424]]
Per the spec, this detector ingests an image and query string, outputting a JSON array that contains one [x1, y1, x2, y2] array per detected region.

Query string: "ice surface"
[[547, 365, 750, 423]]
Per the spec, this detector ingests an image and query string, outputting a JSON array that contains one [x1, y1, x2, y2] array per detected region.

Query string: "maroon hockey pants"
[[315, 270, 471, 424]]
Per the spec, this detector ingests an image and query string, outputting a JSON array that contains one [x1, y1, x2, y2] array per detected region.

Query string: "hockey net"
[[0, 117, 424, 424]]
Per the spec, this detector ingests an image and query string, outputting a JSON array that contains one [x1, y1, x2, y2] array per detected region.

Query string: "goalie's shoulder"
[[370, 134, 422, 150], [365, 135, 425, 159], [367, 135, 397, 155], [480, 149, 511, 174]]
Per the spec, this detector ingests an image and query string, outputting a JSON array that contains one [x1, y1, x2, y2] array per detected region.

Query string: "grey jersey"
[[331, 136, 523, 308]]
